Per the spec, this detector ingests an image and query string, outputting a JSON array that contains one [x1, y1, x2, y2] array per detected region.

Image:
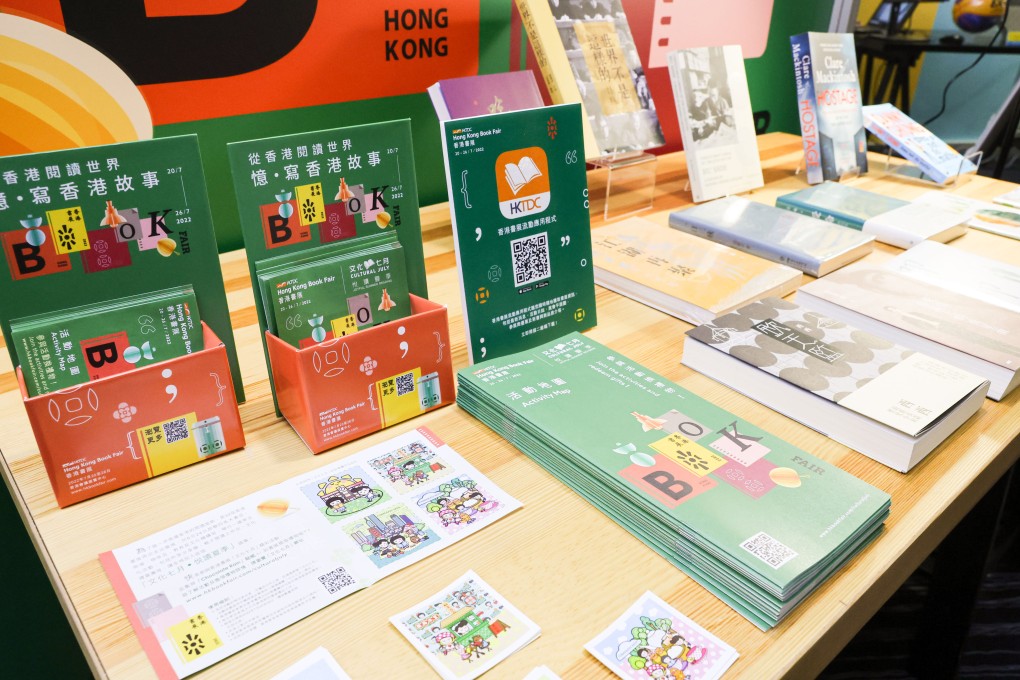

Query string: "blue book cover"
[[791, 33, 868, 184], [669, 196, 874, 277], [776, 182, 908, 230]]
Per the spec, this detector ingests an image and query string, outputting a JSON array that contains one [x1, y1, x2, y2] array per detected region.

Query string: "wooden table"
[[3, 133, 1020, 679]]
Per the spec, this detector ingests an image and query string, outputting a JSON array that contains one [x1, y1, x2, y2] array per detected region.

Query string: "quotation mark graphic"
[[560, 235, 571, 247]]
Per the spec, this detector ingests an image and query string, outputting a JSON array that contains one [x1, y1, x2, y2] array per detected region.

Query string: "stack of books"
[[683, 298, 989, 472], [458, 333, 891, 629], [798, 242, 1020, 400]]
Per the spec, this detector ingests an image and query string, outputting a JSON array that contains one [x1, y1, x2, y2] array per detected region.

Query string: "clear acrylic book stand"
[[587, 150, 657, 220]]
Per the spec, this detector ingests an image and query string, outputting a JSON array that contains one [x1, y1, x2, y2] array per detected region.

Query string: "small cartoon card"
[[390, 570, 541, 680], [269, 646, 352, 680], [585, 592, 737, 680], [523, 665, 561, 680]]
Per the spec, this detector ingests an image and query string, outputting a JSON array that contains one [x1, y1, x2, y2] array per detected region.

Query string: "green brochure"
[[256, 234, 411, 348], [441, 103, 597, 363], [458, 333, 890, 629], [228, 120, 426, 408], [12, 286, 200, 397], [0, 136, 243, 401]]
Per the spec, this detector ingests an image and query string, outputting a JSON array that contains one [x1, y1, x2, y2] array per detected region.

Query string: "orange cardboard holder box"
[[18, 323, 245, 508], [266, 295, 455, 454]]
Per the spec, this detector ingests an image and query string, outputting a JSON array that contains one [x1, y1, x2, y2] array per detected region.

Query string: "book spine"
[[514, 0, 601, 159], [791, 33, 822, 185], [775, 197, 862, 230], [669, 214, 820, 276]]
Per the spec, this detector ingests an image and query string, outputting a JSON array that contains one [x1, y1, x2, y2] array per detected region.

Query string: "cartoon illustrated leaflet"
[[100, 427, 521, 679], [586, 591, 738, 680], [441, 102, 597, 363], [390, 570, 541, 680]]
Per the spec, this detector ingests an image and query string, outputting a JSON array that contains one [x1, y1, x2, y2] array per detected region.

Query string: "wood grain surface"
[[2, 134, 1019, 679]]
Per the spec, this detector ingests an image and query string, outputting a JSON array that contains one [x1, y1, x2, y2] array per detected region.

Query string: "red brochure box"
[[18, 323, 245, 507], [266, 294, 455, 453]]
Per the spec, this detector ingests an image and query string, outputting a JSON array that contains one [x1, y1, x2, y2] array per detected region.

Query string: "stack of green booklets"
[[254, 233, 410, 348], [12, 286, 201, 397], [457, 333, 890, 629]]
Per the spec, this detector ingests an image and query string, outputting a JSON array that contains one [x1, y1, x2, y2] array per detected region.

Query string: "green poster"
[[442, 103, 597, 363], [0, 135, 243, 401], [227, 119, 427, 409]]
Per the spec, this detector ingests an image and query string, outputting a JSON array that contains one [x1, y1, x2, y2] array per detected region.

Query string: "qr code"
[[162, 417, 190, 444], [741, 531, 798, 569], [511, 232, 551, 287], [317, 566, 356, 594], [395, 371, 415, 397]]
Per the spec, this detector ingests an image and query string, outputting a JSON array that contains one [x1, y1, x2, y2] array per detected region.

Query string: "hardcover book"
[[857, 200, 968, 250], [592, 216, 800, 325], [797, 242, 1020, 400], [862, 103, 978, 184], [0, 136, 243, 400], [458, 333, 890, 629], [428, 71, 545, 121], [790, 33, 868, 184], [684, 297, 988, 472], [669, 196, 874, 277], [776, 182, 907, 230], [228, 120, 427, 406], [441, 103, 597, 363], [12, 286, 200, 397], [515, 0, 665, 158], [667, 45, 764, 202]]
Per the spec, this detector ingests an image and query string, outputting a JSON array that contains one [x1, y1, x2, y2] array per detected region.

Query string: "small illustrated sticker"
[[299, 464, 388, 523], [414, 476, 503, 535], [367, 438, 449, 491], [390, 570, 541, 680], [342, 503, 438, 568], [585, 591, 737, 680], [168, 613, 223, 663]]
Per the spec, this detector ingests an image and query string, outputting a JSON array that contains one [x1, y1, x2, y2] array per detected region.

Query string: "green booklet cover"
[[228, 120, 426, 407], [441, 103, 597, 363], [257, 235, 411, 348], [12, 286, 200, 397], [458, 333, 889, 623], [0, 136, 243, 400]]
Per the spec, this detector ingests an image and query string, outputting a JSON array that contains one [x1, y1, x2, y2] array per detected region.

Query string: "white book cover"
[[912, 191, 1020, 241], [667, 45, 764, 202], [861, 194, 969, 249]]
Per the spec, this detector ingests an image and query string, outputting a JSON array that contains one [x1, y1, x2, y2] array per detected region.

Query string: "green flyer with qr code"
[[441, 103, 597, 364]]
